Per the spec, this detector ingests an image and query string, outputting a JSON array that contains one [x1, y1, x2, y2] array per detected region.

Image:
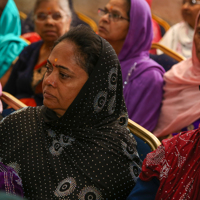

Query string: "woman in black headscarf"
[[0, 25, 141, 199]]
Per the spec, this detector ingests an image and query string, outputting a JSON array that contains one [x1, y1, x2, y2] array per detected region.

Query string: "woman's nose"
[[44, 72, 57, 87], [100, 13, 110, 23], [45, 15, 55, 24]]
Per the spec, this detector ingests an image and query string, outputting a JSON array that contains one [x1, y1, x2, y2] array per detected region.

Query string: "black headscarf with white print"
[[0, 37, 142, 199]]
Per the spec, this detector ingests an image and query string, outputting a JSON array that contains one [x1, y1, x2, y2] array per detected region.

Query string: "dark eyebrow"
[[47, 60, 75, 74]]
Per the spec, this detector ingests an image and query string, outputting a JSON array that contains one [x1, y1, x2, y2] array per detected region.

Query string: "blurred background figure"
[[3, 0, 72, 107], [21, 0, 88, 34], [153, 11, 200, 139], [98, 0, 165, 132], [158, 0, 200, 58], [0, 0, 28, 87]]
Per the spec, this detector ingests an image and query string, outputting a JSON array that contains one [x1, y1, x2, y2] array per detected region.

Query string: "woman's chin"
[[98, 31, 107, 39], [43, 99, 54, 109]]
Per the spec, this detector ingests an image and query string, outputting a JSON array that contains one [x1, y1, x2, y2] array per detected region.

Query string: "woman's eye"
[[60, 73, 69, 79], [52, 13, 62, 20], [112, 13, 119, 19], [45, 65, 52, 74]]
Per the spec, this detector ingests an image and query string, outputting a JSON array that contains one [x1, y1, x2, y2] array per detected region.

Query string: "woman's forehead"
[[35, 0, 66, 11], [49, 41, 79, 67], [106, 0, 128, 11]]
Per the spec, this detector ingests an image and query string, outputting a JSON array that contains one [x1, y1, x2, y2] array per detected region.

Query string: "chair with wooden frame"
[[151, 43, 186, 62], [150, 43, 186, 71], [19, 11, 27, 20], [0, 92, 27, 118], [152, 14, 170, 36], [127, 119, 161, 160], [76, 12, 98, 33]]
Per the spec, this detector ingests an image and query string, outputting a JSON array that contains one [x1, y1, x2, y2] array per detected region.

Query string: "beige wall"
[[14, 0, 183, 25], [152, 0, 183, 26], [14, 0, 36, 14]]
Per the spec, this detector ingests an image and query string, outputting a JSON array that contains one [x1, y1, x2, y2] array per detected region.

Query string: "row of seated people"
[[1, 0, 200, 136], [1, 0, 164, 132], [2, 0, 199, 135], [0, 24, 199, 199], [0, 0, 199, 198], [1, 0, 200, 138]]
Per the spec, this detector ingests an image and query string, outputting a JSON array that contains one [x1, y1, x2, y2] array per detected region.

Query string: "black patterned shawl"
[[0, 37, 142, 199]]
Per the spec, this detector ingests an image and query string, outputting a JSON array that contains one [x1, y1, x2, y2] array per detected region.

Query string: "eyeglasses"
[[98, 8, 129, 22], [182, 0, 200, 5], [34, 12, 67, 21]]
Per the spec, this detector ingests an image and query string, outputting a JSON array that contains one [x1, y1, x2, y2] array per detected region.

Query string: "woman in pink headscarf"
[[153, 12, 200, 139]]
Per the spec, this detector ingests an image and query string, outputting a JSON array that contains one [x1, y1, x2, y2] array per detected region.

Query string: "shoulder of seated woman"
[[18, 40, 43, 60]]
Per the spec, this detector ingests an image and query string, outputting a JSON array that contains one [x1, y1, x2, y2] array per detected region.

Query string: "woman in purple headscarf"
[[98, 0, 165, 132]]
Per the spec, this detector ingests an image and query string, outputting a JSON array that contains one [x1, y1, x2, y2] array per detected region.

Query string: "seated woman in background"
[[127, 127, 200, 200], [21, 0, 88, 35], [0, 25, 142, 199], [98, 0, 165, 132], [153, 12, 200, 139], [3, 0, 72, 107], [0, 0, 28, 87], [158, 0, 200, 59]]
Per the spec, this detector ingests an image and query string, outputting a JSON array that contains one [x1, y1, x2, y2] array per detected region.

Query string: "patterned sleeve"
[[139, 144, 166, 181], [0, 163, 24, 197]]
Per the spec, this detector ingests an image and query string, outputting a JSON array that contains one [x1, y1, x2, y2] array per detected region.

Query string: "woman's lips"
[[43, 31, 57, 36], [98, 26, 108, 33], [43, 91, 55, 99]]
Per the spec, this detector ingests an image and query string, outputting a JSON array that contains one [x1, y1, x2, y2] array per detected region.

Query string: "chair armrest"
[[151, 43, 186, 62], [1, 91, 27, 110], [76, 11, 98, 32], [128, 119, 161, 151], [152, 14, 170, 32]]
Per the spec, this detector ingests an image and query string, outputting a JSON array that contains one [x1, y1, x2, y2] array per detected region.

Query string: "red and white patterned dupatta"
[[140, 128, 200, 199]]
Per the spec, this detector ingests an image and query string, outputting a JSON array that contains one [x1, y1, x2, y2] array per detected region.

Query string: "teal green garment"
[[0, 192, 25, 200], [0, 0, 28, 78]]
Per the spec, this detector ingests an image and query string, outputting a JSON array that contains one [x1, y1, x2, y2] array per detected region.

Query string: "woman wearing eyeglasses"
[[98, 0, 165, 133], [158, 0, 200, 59], [127, 12, 200, 200], [3, 0, 72, 107]]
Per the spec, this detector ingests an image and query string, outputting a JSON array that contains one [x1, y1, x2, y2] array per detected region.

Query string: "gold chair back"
[[76, 12, 98, 33], [152, 14, 170, 33], [19, 11, 27, 20], [151, 43, 186, 62], [128, 119, 161, 151]]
